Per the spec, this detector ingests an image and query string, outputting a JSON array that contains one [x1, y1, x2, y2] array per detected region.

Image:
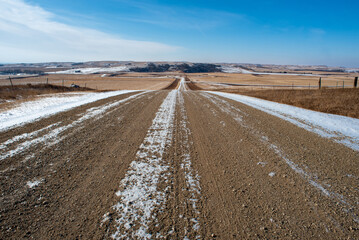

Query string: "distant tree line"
[[71, 62, 84, 66], [0, 69, 45, 75], [129, 63, 221, 73]]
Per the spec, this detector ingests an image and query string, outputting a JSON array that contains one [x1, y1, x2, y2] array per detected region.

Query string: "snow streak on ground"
[[266, 141, 359, 224], [0, 92, 146, 162], [221, 66, 321, 76], [178, 91, 201, 238], [47, 66, 129, 74], [201, 92, 359, 223], [209, 91, 359, 151], [178, 77, 188, 91], [0, 90, 137, 132], [111, 91, 177, 239], [26, 179, 43, 188]]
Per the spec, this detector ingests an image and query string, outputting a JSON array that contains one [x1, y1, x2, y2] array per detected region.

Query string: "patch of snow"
[[209, 91, 359, 151], [178, 77, 188, 91], [26, 179, 43, 188], [221, 66, 321, 76], [0, 90, 138, 132], [101, 212, 110, 227], [268, 172, 276, 177], [111, 90, 177, 239], [0, 123, 59, 151], [345, 68, 359, 73], [47, 66, 129, 74]]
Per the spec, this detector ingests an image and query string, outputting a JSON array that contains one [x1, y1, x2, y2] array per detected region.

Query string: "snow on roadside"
[[112, 90, 177, 239], [47, 66, 129, 74], [0, 92, 146, 161], [209, 91, 359, 151], [0, 90, 138, 132]]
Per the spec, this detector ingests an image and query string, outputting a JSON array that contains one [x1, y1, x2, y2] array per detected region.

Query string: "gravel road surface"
[[1, 79, 358, 239]]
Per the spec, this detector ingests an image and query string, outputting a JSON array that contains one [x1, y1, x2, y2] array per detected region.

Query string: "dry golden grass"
[[0, 84, 93, 100], [187, 72, 357, 88], [0, 73, 176, 91]]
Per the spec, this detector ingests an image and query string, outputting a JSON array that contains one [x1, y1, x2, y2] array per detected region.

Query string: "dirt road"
[[1, 79, 358, 239]]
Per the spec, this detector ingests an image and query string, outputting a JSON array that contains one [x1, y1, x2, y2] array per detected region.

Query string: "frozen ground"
[[0, 90, 137, 131], [209, 91, 359, 151]]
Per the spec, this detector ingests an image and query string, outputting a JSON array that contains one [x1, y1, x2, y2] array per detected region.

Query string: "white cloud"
[[0, 0, 180, 62]]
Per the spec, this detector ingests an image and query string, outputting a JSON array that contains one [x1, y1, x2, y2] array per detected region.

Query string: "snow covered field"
[[0, 90, 137, 131], [47, 66, 129, 74], [221, 66, 321, 76], [209, 91, 359, 151]]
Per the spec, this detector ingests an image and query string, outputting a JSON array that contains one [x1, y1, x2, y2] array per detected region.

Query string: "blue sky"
[[1, 0, 359, 67]]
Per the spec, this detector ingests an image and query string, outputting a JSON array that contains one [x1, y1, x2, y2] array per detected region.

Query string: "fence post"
[[46, 78, 48, 84], [343, 81, 344, 88], [318, 77, 321, 89], [354, 77, 358, 88], [8, 76, 14, 89]]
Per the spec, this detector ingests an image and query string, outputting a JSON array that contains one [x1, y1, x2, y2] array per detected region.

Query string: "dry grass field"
[[187, 72, 357, 89], [0, 84, 92, 100], [0, 73, 176, 91]]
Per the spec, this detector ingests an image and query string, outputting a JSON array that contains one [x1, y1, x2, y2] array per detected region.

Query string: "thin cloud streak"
[[0, 0, 180, 62]]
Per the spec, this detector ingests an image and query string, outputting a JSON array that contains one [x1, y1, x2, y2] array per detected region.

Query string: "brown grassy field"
[[0, 84, 93, 100], [187, 72, 357, 89], [0, 73, 176, 91]]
